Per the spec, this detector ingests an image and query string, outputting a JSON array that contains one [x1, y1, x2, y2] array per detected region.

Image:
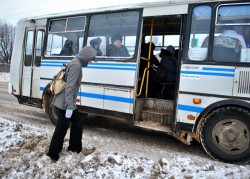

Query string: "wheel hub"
[[212, 119, 249, 154]]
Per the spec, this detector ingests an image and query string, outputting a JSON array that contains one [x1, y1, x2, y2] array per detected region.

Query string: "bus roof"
[[17, 0, 236, 24]]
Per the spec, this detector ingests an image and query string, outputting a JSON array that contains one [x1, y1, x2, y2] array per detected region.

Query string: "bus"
[[9, 0, 250, 164]]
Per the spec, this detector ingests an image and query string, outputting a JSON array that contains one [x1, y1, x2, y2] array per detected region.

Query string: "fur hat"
[[90, 37, 102, 47], [111, 33, 122, 43], [166, 45, 175, 52]]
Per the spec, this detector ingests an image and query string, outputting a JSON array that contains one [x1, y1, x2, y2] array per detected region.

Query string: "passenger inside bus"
[[60, 40, 75, 56], [139, 42, 160, 97], [90, 37, 102, 56], [221, 27, 247, 48], [212, 26, 246, 62], [158, 45, 177, 99], [107, 33, 130, 57]]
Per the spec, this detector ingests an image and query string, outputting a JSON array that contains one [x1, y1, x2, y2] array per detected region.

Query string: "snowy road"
[[0, 81, 249, 178]]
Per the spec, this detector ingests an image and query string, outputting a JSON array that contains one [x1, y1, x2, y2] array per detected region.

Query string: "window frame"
[[184, 2, 250, 67], [86, 9, 143, 62], [45, 16, 87, 57]]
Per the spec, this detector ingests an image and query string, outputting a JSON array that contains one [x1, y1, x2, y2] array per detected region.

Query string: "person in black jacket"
[[60, 40, 74, 56], [107, 33, 130, 57], [159, 45, 177, 99]]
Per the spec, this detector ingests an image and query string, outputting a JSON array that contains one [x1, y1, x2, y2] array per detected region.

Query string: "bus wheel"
[[200, 107, 250, 164], [47, 95, 58, 125]]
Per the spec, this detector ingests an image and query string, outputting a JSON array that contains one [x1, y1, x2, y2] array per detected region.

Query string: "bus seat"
[[213, 46, 240, 62]]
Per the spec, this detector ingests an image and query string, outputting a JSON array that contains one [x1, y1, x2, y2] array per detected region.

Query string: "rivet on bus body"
[[187, 115, 196, 120], [193, 98, 201, 104]]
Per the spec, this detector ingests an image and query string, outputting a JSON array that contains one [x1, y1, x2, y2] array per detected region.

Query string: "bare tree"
[[0, 19, 15, 64]]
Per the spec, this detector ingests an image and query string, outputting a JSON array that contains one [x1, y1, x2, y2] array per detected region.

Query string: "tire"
[[47, 94, 59, 126], [200, 107, 250, 164]]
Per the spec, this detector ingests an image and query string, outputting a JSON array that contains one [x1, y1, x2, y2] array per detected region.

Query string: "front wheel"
[[200, 107, 250, 164]]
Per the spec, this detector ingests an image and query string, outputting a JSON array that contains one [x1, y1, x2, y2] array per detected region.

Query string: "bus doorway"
[[135, 15, 185, 132], [138, 15, 183, 100], [21, 27, 45, 101]]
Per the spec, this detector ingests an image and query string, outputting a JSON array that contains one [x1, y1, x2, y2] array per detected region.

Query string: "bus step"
[[134, 121, 172, 133], [141, 109, 172, 125], [142, 98, 174, 111]]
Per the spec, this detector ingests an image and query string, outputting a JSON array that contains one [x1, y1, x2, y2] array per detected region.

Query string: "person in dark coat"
[[139, 42, 160, 97], [107, 33, 130, 57], [47, 46, 97, 161], [159, 45, 177, 99], [60, 40, 74, 56], [159, 45, 177, 83], [90, 37, 102, 56]]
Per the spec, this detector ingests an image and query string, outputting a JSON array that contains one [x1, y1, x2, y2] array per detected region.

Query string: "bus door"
[[22, 27, 45, 98]]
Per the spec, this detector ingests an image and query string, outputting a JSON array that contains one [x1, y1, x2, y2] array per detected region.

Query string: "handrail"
[[137, 17, 154, 97]]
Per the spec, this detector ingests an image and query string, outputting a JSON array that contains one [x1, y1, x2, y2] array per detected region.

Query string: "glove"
[[65, 109, 73, 118]]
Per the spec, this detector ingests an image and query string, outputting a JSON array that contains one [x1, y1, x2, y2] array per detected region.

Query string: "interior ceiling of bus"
[[143, 15, 182, 35]]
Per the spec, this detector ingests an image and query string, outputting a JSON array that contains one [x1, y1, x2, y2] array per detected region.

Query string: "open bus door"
[[21, 27, 45, 100]]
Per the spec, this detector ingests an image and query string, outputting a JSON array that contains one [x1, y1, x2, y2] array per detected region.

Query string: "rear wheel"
[[47, 94, 59, 125], [200, 107, 250, 164]]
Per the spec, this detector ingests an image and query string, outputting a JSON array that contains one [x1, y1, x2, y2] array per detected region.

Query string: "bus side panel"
[[177, 93, 232, 124], [103, 87, 133, 114], [177, 64, 236, 124], [83, 62, 136, 87], [179, 64, 235, 95], [40, 60, 136, 114]]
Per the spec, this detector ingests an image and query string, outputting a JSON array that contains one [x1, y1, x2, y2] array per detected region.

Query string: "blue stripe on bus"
[[41, 64, 64, 67], [84, 66, 136, 71], [80, 92, 134, 103], [39, 87, 133, 104], [181, 71, 234, 77], [202, 67, 235, 72], [41, 60, 136, 66], [178, 104, 204, 113], [41, 60, 69, 64], [90, 63, 136, 67], [41, 61, 137, 70], [40, 64, 136, 71]]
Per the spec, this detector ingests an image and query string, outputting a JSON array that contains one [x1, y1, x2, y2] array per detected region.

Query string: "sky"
[[0, 0, 164, 26]]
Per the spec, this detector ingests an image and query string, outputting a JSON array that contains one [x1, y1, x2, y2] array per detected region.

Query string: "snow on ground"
[[0, 117, 249, 179], [0, 73, 10, 82]]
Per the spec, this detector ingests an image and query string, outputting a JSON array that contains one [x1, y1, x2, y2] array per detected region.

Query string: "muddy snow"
[[0, 117, 249, 178]]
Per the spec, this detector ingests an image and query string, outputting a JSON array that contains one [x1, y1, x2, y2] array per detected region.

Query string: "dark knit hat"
[[166, 45, 175, 52], [111, 33, 122, 43], [90, 37, 102, 47]]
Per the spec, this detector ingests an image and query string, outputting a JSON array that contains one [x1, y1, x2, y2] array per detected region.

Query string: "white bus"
[[9, 0, 250, 163]]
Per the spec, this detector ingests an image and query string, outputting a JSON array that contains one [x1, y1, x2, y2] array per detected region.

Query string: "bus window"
[[145, 35, 180, 54], [188, 5, 212, 61], [35, 30, 44, 67], [87, 11, 140, 60], [46, 16, 86, 56], [24, 31, 34, 66], [212, 4, 250, 63]]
